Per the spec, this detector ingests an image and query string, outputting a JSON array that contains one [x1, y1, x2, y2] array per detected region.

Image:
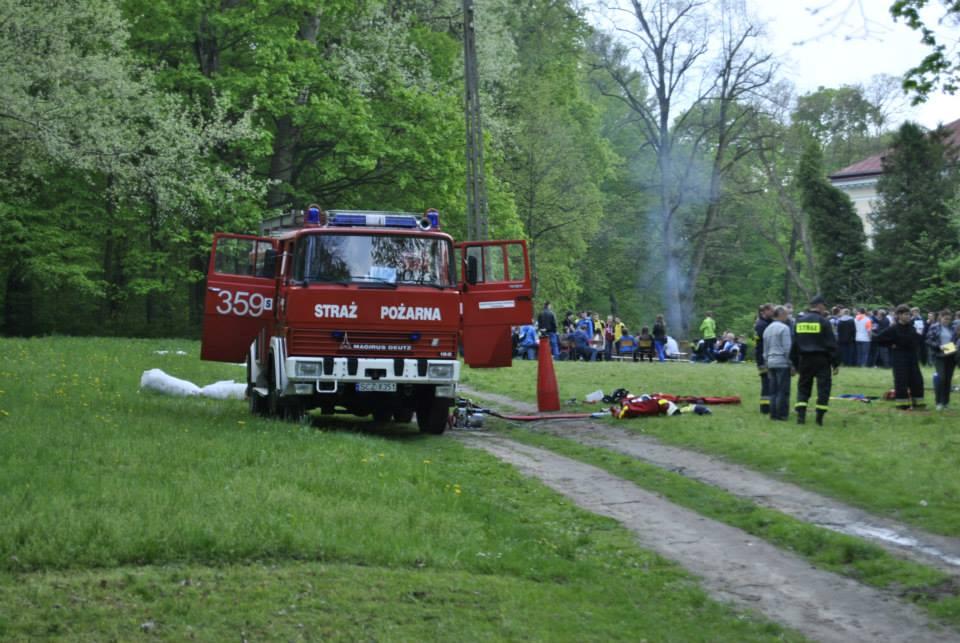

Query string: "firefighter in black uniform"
[[754, 303, 774, 414], [790, 295, 839, 425], [873, 304, 926, 410]]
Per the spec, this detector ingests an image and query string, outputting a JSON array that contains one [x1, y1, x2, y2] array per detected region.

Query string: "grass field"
[[462, 358, 960, 537], [461, 358, 960, 625], [0, 337, 799, 641]]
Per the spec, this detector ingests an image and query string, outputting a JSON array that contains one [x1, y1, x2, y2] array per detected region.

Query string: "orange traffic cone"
[[537, 335, 560, 412]]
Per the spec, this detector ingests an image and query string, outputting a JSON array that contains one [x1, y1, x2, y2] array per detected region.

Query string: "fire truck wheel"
[[250, 390, 269, 416], [416, 398, 451, 435], [283, 399, 305, 423], [393, 408, 414, 423]]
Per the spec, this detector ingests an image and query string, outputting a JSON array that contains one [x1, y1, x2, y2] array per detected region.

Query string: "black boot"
[[815, 409, 826, 426], [796, 407, 806, 425], [760, 402, 770, 415]]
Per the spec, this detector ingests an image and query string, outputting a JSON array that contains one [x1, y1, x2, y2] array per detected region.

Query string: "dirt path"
[[457, 433, 956, 643], [458, 386, 960, 576]]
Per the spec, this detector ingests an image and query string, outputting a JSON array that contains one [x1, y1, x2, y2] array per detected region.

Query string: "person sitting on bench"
[[713, 332, 740, 363], [634, 327, 655, 362]]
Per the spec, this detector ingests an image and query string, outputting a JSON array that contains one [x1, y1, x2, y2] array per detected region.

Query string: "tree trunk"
[[267, 114, 298, 209], [661, 205, 684, 338], [194, 12, 220, 77], [266, 10, 322, 210], [528, 239, 539, 300], [783, 224, 798, 303]]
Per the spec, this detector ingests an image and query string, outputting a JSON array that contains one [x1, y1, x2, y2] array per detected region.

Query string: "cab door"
[[201, 234, 279, 362], [457, 240, 533, 367]]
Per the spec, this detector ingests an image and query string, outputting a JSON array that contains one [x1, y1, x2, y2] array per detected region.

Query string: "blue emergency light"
[[326, 210, 438, 230], [384, 215, 418, 228], [330, 213, 369, 226]]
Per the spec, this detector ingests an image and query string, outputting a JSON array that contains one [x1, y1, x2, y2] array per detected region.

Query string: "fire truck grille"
[[287, 328, 458, 358]]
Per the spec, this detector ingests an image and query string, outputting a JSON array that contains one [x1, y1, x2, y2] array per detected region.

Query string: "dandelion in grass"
[[423, 459, 431, 464]]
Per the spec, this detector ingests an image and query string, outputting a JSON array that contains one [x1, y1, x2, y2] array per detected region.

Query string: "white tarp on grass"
[[139, 368, 246, 400]]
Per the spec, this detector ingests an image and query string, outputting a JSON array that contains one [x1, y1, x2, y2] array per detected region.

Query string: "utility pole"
[[463, 0, 488, 240]]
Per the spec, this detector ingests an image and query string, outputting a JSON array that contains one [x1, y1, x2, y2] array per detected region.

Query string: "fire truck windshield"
[[292, 233, 453, 287]]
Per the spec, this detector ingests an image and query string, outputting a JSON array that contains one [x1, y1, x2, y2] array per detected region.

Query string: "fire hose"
[[450, 397, 604, 429]]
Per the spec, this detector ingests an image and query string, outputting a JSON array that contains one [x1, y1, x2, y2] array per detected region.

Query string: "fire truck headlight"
[[427, 363, 454, 379], [296, 361, 322, 376]]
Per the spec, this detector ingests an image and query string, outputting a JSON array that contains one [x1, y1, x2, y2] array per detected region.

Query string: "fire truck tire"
[[416, 398, 451, 435], [393, 408, 414, 423], [283, 399, 305, 423], [250, 390, 269, 416]]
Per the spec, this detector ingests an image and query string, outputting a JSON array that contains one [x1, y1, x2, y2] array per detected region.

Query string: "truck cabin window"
[[292, 234, 453, 287]]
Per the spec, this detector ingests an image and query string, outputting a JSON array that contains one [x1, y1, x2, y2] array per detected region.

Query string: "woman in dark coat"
[[874, 304, 926, 410]]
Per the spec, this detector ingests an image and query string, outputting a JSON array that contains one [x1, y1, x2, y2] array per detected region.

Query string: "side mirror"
[[466, 255, 479, 285]]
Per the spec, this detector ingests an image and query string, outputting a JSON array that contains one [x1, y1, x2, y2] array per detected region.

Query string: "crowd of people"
[[512, 303, 682, 363], [748, 297, 960, 425], [514, 296, 960, 422], [826, 305, 960, 369]]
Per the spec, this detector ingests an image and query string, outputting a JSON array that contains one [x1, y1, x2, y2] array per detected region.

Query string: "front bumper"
[[284, 356, 459, 397]]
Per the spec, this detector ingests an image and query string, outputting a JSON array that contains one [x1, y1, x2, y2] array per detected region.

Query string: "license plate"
[[356, 382, 397, 392]]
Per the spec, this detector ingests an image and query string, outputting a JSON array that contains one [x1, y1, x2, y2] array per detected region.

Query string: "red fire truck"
[[200, 207, 533, 434]]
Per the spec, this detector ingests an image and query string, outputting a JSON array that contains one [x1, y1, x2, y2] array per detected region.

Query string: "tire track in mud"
[[456, 433, 956, 643], [458, 386, 960, 576]]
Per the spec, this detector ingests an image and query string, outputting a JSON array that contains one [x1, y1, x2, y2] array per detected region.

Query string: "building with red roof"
[[829, 117, 960, 239]]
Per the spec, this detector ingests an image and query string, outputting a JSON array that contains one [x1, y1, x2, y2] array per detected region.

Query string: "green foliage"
[[792, 85, 889, 173], [913, 254, 960, 310], [797, 138, 869, 303], [870, 121, 960, 304], [891, 0, 960, 103], [494, 0, 611, 307], [0, 0, 267, 335], [0, 0, 954, 339]]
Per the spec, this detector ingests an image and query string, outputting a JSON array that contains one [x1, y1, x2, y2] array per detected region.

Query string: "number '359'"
[[215, 290, 273, 317]]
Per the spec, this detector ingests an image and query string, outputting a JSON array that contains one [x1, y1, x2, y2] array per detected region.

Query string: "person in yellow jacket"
[[700, 311, 717, 342], [697, 311, 717, 362]]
